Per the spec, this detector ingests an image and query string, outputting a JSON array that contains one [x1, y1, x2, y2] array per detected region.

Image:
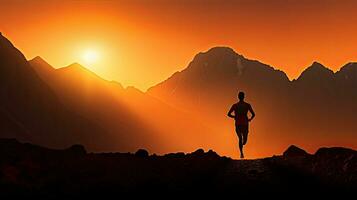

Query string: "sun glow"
[[75, 45, 116, 80], [82, 49, 99, 65]]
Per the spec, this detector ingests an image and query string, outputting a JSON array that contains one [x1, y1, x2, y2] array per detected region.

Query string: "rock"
[[315, 147, 356, 158], [190, 148, 205, 157], [68, 144, 87, 155], [135, 149, 149, 157], [164, 152, 185, 158], [283, 145, 310, 157], [0, 139, 355, 195], [206, 149, 220, 159]]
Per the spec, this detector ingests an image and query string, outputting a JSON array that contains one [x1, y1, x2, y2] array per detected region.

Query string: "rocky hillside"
[[0, 139, 355, 197]]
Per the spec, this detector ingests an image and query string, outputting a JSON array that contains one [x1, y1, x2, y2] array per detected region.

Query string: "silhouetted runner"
[[227, 91, 255, 159]]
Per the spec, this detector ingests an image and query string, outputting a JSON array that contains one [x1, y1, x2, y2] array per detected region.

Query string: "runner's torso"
[[232, 101, 251, 126]]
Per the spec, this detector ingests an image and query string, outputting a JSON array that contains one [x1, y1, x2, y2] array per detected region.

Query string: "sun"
[[82, 49, 99, 65]]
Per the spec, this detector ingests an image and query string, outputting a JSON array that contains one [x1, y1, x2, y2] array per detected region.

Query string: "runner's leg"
[[243, 131, 248, 145], [236, 126, 244, 158]]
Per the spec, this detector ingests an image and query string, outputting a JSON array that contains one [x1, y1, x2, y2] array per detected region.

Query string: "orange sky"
[[1, 0, 356, 90]]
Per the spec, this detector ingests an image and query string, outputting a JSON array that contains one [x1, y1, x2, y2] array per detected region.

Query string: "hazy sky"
[[1, 0, 356, 90]]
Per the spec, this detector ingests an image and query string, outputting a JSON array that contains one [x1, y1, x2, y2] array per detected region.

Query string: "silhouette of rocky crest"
[[0, 139, 355, 196]]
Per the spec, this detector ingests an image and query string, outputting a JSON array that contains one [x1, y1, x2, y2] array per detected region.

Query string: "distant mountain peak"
[[193, 46, 239, 60], [61, 62, 91, 73], [311, 61, 324, 66], [336, 62, 357, 80], [59, 63, 108, 82], [31, 55, 45, 61], [206, 46, 238, 55], [125, 86, 144, 94], [297, 62, 334, 81], [29, 56, 55, 74], [67, 62, 84, 69], [338, 62, 357, 72], [310, 61, 328, 69], [186, 46, 243, 74], [30, 56, 51, 66]]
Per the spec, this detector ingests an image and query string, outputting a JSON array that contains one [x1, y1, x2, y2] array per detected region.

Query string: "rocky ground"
[[0, 139, 355, 197]]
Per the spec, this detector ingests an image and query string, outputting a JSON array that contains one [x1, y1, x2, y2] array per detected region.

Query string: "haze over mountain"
[[0, 33, 106, 150], [0, 32, 356, 157], [30, 56, 211, 154], [148, 47, 357, 157], [1, 32, 209, 154]]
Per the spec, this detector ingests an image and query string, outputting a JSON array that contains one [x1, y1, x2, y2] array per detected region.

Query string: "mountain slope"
[[30, 58, 212, 153], [0, 33, 106, 150]]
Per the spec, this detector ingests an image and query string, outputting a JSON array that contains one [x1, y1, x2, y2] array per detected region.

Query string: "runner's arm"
[[227, 105, 235, 118], [248, 105, 255, 121]]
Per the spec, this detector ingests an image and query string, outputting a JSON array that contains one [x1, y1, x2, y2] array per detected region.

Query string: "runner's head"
[[238, 91, 245, 101]]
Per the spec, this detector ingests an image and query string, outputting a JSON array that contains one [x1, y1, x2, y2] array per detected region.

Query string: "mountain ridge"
[[148, 47, 355, 92], [30, 47, 356, 92], [30, 45, 356, 157]]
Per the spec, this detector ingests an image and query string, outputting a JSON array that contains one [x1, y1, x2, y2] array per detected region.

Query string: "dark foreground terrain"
[[0, 139, 355, 197]]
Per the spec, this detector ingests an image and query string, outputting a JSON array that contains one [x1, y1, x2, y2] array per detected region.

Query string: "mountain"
[[147, 47, 295, 156], [2, 31, 355, 157], [297, 62, 334, 82], [148, 47, 357, 157], [148, 47, 292, 128], [30, 57, 212, 153], [335, 62, 357, 101], [148, 47, 289, 112], [292, 62, 335, 99], [0, 33, 105, 150]]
